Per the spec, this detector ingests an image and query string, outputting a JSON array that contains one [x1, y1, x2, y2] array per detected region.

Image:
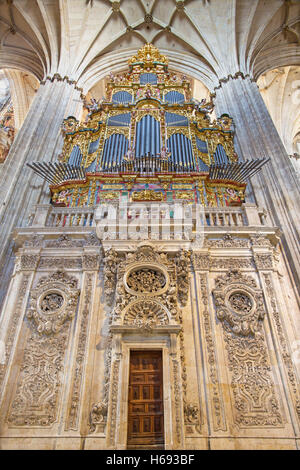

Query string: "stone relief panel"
[[213, 269, 285, 428], [7, 271, 80, 427], [0, 275, 31, 396], [199, 273, 227, 431], [26, 271, 80, 335], [65, 273, 94, 431], [262, 273, 300, 424]]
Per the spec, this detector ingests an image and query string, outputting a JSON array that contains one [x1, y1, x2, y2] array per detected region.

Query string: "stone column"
[[214, 76, 300, 293], [0, 78, 83, 309]]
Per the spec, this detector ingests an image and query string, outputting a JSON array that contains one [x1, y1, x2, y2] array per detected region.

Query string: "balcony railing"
[[28, 202, 268, 233]]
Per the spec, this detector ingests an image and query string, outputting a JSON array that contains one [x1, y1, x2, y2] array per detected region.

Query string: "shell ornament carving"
[[123, 300, 169, 330]]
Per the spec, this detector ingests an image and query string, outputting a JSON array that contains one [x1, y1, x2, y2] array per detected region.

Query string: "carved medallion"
[[213, 271, 263, 337], [126, 267, 166, 294], [27, 271, 80, 336]]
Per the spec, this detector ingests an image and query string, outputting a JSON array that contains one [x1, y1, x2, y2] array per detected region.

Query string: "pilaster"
[[214, 76, 300, 297], [0, 79, 83, 310]]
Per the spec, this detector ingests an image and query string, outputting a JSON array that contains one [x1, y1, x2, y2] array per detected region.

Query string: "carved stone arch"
[[122, 298, 171, 330]]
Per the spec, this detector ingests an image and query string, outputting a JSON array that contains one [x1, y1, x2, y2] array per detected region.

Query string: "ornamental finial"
[[128, 43, 169, 67]]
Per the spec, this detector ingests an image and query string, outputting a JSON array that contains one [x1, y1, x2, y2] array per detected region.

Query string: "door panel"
[[127, 350, 164, 449]]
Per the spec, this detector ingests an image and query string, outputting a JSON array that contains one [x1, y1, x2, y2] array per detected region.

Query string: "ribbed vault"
[[0, 0, 298, 91], [258, 65, 300, 176]]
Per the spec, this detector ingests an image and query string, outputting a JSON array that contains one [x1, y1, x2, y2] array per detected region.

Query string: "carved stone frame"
[[106, 326, 184, 450]]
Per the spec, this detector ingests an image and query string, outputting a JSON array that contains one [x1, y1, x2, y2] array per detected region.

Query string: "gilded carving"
[[131, 190, 163, 201]]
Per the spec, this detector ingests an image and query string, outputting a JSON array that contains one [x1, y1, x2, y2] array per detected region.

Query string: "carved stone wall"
[[0, 232, 299, 449], [213, 269, 285, 427], [7, 271, 80, 427]]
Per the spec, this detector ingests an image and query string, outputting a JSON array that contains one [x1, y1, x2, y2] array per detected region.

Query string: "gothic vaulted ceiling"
[[0, 0, 299, 92]]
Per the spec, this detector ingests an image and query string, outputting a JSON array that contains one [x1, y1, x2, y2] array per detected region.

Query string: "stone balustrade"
[[25, 202, 270, 241]]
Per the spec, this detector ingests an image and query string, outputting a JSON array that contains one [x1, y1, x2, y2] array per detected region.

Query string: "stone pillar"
[[0, 78, 83, 309], [214, 76, 300, 293]]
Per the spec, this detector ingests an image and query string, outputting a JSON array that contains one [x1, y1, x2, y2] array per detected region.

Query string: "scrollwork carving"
[[89, 401, 108, 433], [175, 249, 190, 306], [27, 271, 79, 336], [20, 254, 39, 270], [103, 248, 119, 306], [82, 254, 100, 270], [7, 324, 71, 427], [213, 269, 284, 427], [204, 234, 249, 248], [213, 269, 264, 336]]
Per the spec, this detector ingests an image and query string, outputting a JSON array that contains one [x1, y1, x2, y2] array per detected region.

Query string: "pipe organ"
[[28, 44, 268, 209]]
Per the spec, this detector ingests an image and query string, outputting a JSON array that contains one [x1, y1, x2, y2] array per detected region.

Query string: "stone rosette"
[[27, 271, 80, 335], [213, 270, 265, 336]]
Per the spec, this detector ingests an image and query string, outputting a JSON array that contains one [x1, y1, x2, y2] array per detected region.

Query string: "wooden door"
[[127, 350, 164, 449]]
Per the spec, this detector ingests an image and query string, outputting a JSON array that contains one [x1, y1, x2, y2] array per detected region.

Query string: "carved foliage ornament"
[[126, 267, 166, 294], [103, 248, 119, 306], [213, 269, 265, 337], [27, 271, 80, 335], [175, 249, 191, 306]]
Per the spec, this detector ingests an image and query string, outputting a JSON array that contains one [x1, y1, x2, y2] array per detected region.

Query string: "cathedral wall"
[[0, 233, 299, 450]]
